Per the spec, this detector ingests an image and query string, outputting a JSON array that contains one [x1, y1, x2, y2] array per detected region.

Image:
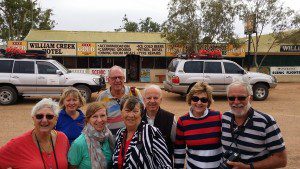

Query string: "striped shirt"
[[174, 109, 222, 169], [221, 108, 285, 163], [113, 122, 172, 169], [97, 86, 143, 136]]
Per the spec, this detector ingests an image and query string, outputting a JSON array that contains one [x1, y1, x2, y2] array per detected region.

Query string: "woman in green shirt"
[[68, 102, 115, 169]]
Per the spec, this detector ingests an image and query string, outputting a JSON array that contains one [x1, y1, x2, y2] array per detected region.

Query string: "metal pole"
[[247, 34, 251, 71]]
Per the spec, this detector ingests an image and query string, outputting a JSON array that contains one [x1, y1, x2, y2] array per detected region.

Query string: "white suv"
[[0, 58, 106, 105], [163, 58, 277, 101]]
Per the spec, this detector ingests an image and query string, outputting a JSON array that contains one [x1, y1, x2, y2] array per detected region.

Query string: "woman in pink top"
[[0, 98, 70, 169]]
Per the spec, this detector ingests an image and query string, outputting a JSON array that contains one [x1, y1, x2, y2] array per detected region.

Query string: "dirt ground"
[[0, 83, 299, 168]]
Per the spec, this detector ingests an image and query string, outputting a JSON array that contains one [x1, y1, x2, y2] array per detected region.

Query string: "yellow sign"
[[77, 42, 96, 56], [96, 43, 166, 57], [165, 44, 184, 57], [27, 42, 77, 56], [226, 44, 246, 57], [7, 41, 27, 50]]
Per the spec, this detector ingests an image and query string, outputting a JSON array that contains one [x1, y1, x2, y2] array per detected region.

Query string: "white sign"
[[89, 69, 126, 82], [69, 69, 87, 73], [270, 67, 300, 75]]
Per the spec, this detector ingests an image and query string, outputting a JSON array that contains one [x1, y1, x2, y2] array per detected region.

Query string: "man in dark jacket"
[[142, 84, 176, 165]]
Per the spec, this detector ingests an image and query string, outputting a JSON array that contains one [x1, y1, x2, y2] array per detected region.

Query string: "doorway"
[[126, 55, 140, 82]]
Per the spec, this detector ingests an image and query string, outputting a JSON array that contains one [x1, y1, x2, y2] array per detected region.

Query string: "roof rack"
[[177, 50, 224, 60], [2, 47, 50, 59]]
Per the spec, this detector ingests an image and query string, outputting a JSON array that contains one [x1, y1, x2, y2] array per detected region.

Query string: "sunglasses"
[[35, 114, 55, 120], [227, 96, 248, 101], [110, 76, 124, 81], [191, 96, 209, 103]]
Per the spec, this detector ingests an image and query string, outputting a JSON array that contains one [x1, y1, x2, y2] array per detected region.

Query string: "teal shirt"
[[68, 134, 113, 169]]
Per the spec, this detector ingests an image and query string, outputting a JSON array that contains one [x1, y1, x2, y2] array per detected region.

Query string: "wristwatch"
[[250, 162, 254, 169]]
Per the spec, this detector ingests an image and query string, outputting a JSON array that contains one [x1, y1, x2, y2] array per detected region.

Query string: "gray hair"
[[109, 65, 125, 77], [143, 84, 162, 97], [31, 98, 60, 117], [226, 80, 253, 96]]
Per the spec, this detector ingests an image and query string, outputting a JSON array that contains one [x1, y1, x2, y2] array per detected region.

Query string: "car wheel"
[[0, 86, 18, 105], [253, 83, 269, 101], [76, 85, 92, 102]]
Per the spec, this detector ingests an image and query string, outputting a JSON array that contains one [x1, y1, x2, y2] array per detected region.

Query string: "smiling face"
[[227, 85, 251, 118], [33, 107, 57, 134], [121, 102, 141, 131], [88, 108, 107, 132], [63, 94, 80, 113], [108, 67, 125, 92], [144, 87, 162, 113], [190, 92, 209, 117]]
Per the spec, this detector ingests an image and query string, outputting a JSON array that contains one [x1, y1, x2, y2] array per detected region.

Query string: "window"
[[183, 61, 203, 73], [37, 61, 58, 74], [0, 60, 13, 73], [224, 62, 244, 74], [102, 58, 113, 68], [13, 61, 34, 74], [204, 62, 222, 73], [142, 58, 154, 69], [89, 57, 102, 68], [113, 57, 126, 68], [154, 57, 166, 69], [77, 58, 89, 68], [64, 57, 77, 68], [167, 59, 179, 72]]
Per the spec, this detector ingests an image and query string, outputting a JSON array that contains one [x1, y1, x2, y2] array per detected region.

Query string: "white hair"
[[226, 79, 253, 96], [31, 98, 59, 117], [143, 84, 162, 97]]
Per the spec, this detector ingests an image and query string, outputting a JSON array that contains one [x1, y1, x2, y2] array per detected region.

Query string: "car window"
[[167, 59, 179, 72], [37, 61, 59, 74], [0, 60, 14, 73], [13, 61, 34, 74], [183, 61, 203, 73], [224, 62, 243, 74], [204, 62, 222, 73]]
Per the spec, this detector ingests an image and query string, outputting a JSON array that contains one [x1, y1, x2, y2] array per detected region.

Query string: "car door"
[[203, 61, 225, 92], [223, 61, 245, 87], [11, 60, 36, 94], [36, 61, 66, 94]]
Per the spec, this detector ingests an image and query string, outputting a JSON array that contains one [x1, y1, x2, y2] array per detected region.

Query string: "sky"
[[38, 0, 300, 37]]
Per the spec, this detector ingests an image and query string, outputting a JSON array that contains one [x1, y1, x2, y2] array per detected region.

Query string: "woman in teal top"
[[68, 102, 115, 169]]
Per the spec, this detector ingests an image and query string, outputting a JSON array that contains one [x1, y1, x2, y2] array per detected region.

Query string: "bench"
[[155, 74, 165, 83]]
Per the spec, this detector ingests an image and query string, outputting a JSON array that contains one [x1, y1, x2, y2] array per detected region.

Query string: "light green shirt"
[[68, 134, 113, 169]]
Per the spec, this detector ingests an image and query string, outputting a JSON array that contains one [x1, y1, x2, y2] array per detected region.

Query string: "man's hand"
[[227, 161, 250, 169]]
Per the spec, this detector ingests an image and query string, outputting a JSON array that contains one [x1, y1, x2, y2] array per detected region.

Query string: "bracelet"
[[250, 162, 254, 169]]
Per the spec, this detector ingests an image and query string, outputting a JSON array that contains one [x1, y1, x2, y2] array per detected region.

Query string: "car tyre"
[[76, 85, 92, 102], [0, 86, 18, 105], [253, 83, 269, 101]]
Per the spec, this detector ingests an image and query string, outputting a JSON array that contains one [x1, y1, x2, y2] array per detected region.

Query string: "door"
[[203, 61, 225, 92], [11, 60, 36, 94], [36, 61, 66, 94], [126, 55, 140, 82]]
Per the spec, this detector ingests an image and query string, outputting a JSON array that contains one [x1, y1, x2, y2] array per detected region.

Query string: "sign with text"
[[77, 42, 96, 56], [96, 43, 165, 57], [89, 68, 126, 82], [28, 42, 77, 56], [7, 41, 27, 50], [226, 44, 246, 57], [280, 45, 300, 52], [165, 44, 184, 57], [270, 67, 300, 75]]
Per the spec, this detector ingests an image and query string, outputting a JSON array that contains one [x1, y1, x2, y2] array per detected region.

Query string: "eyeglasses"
[[191, 96, 209, 103], [109, 76, 124, 81], [227, 96, 248, 101], [35, 114, 55, 120]]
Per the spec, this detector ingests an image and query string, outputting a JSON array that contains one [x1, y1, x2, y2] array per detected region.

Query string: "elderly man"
[[142, 84, 176, 163], [97, 65, 143, 136], [221, 80, 287, 169]]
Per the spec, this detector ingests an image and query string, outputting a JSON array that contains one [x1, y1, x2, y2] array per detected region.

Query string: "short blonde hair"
[[59, 87, 86, 109], [85, 101, 107, 124], [31, 98, 59, 117], [186, 82, 214, 108]]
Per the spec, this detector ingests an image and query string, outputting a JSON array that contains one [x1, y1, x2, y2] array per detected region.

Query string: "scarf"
[[83, 123, 115, 169]]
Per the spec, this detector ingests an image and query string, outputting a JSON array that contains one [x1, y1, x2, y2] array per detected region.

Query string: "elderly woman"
[[55, 87, 86, 144], [174, 82, 222, 169], [68, 102, 115, 169], [113, 95, 172, 169], [0, 98, 69, 169]]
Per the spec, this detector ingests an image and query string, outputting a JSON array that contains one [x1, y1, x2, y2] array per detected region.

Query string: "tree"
[[0, 0, 55, 41], [235, 0, 300, 68], [115, 14, 161, 32], [162, 0, 238, 53]]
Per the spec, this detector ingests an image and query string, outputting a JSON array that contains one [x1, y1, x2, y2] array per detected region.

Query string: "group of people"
[[0, 65, 287, 169]]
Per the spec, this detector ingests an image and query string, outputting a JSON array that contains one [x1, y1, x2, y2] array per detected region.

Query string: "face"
[[88, 108, 107, 132], [190, 92, 209, 116], [121, 103, 141, 129], [64, 94, 80, 113], [227, 85, 251, 117], [33, 107, 57, 133], [144, 88, 162, 112], [108, 68, 125, 92]]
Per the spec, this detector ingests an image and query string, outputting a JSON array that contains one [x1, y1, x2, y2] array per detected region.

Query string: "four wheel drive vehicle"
[[163, 58, 277, 101], [0, 58, 106, 105]]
